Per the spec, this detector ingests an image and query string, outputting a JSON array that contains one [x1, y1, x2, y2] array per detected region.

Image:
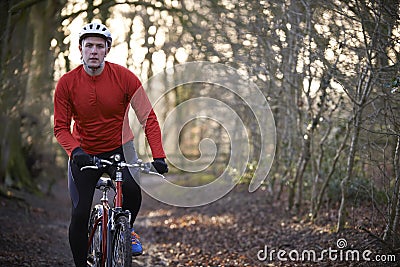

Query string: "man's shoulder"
[[107, 61, 131, 72]]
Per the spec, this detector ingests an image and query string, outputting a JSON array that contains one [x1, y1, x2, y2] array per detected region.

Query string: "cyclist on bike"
[[53, 22, 168, 267]]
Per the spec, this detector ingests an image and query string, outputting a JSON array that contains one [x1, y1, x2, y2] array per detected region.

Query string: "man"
[[53, 22, 168, 267]]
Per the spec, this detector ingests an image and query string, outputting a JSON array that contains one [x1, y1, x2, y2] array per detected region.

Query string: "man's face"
[[79, 36, 107, 68]]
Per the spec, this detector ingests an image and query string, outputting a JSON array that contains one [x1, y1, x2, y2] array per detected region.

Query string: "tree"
[[336, 0, 399, 232], [0, 0, 64, 192]]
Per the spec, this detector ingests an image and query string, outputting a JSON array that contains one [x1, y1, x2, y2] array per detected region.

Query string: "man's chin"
[[87, 63, 102, 70]]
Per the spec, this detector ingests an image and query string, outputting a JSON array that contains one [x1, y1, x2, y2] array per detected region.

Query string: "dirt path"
[[0, 178, 73, 266], [0, 177, 399, 267]]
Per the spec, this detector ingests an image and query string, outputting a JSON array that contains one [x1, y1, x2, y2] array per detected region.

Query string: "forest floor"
[[0, 175, 399, 267]]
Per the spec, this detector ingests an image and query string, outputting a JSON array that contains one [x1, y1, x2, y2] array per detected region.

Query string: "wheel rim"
[[88, 208, 103, 267], [112, 217, 131, 267], [112, 223, 127, 266]]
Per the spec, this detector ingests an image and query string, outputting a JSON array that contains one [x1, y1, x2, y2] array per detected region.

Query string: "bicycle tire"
[[87, 205, 103, 267], [111, 215, 132, 267]]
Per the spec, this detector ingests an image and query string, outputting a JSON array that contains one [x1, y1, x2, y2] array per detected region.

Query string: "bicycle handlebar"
[[80, 155, 165, 179]]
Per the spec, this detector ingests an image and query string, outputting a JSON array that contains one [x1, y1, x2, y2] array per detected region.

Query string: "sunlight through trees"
[[0, 0, 399, 248]]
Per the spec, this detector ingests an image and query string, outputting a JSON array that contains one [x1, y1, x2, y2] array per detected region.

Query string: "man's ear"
[[106, 43, 111, 55], [79, 44, 82, 52]]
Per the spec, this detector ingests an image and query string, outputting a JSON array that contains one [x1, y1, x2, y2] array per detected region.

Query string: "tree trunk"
[[22, 0, 60, 177], [312, 123, 350, 220], [337, 113, 360, 232], [337, 68, 372, 232], [0, 1, 33, 189], [383, 136, 400, 247], [1, 0, 63, 190]]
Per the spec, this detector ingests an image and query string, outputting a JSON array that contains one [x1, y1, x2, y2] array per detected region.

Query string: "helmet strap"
[[82, 59, 105, 76]]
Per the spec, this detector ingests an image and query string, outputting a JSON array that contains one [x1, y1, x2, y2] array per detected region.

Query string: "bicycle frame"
[[85, 155, 163, 267], [87, 167, 131, 267]]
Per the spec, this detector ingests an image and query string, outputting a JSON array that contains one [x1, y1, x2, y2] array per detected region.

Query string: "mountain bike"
[[84, 154, 163, 267]]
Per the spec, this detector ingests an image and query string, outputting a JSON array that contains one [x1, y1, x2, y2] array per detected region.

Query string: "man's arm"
[[130, 84, 166, 159], [53, 78, 80, 156]]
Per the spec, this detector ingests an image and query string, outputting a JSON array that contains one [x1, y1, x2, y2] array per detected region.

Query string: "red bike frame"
[[86, 156, 132, 267], [85, 156, 163, 267], [87, 177, 113, 267]]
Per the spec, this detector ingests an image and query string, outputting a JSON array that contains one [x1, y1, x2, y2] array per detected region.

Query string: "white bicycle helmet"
[[79, 22, 112, 47]]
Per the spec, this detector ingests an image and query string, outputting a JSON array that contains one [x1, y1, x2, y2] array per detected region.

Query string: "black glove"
[[152, 158, 168, 174], [71, 147, 93, 168]]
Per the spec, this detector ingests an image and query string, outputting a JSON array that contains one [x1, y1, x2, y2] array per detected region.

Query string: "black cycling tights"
[[67, 146, 142, 267]]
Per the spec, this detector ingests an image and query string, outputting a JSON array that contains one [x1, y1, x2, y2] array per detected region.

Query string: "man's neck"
[[84, 62, 105, 76]]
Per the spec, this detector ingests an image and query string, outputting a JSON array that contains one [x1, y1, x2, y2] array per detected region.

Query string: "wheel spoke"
[[112, 216, 132, 267], [87, 206, 103, 267]]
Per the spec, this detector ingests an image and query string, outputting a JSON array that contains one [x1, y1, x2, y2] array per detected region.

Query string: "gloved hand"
[[152, 158, 168, 174], [71, 147, 93, 168]]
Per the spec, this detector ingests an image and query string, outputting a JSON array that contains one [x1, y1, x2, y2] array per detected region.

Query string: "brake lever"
[[141, 162, 165, 178], [148, 171, 165, 179], [80, 156, 104, 171], [140, 162, 152, 174], [80, 165, 99, 171]]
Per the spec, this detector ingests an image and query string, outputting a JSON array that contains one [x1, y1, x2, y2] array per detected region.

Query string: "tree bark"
[[337, 68, 372, 232], [0, 1, 33, 189], [22, 0, 61, 177], [312, 123, 350, 220], [383, 136, 400, 246], [337, 113, 361, 231]]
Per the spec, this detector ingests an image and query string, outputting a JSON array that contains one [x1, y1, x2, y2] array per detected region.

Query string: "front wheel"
[[87, 205, 103, 267], [111, 215, 132, 267]]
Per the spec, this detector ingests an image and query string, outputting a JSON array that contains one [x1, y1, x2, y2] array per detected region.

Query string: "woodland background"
[[0, 0, 399, 252]]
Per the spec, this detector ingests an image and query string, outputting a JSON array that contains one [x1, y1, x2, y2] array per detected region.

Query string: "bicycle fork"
[[105, 169, 131, 267], [113, 169, 131, 226]]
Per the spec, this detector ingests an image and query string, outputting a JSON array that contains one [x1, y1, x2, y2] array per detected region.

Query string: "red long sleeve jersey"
[[53, 62, 165, 158]]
